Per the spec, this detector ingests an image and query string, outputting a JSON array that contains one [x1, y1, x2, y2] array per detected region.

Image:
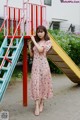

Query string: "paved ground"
[[0, 74, 80, 120]]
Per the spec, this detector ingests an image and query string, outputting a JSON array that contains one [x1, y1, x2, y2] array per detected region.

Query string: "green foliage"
[[68, 36, 80, 65], [12, 67, 22, 78], [48, 29, 80, 73], [0, 30, 4, 47]]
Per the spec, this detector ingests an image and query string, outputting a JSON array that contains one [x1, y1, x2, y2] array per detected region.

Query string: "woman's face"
[[37, 29, 45, 40]]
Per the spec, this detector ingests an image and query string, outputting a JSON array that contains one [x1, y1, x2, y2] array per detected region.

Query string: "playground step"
[[0, 56, 12, 60], [2, 46, 17, 49], [1, 67, 8, 71], [0, 78, 4, 83]]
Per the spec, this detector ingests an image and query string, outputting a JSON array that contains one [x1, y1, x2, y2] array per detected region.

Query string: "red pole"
[[14, 8, 16, 33], [31, 4, 33, 34], [40, 6, 42, 25], [8, 7, 10, 35], [18, 9, 20, 35], [6, 0, 8, 36], [36, 6, 38, 28], [23, 38, 28, 106]]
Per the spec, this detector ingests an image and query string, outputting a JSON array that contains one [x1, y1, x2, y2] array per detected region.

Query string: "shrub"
[[48, 29, 80, 73], [68, 35, 80, 66]]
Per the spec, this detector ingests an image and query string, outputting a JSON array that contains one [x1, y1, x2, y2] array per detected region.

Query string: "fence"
[[4, 2, 46, 36]]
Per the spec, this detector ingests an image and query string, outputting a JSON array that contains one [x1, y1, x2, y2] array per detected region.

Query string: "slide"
[[0, 36, 24, 102], [48, 32, 80, 83]]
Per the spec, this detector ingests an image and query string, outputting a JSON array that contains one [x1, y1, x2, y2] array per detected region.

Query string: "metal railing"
[[0, 16, 24, 70]]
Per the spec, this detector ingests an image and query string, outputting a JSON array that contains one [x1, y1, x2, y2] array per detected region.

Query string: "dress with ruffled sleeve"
[[30, 40, 53, 100]]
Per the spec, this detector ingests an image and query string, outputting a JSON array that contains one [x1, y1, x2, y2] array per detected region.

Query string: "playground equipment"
[[0, 0, 80, 107], [0, 0, 46, 106]]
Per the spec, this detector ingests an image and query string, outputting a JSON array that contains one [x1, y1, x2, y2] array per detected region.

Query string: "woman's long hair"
[[31, 25, 50, 52]]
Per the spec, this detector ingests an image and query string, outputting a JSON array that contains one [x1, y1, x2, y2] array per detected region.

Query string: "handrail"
[[0, 16, 24, 70], [0, 19, 6, 32]]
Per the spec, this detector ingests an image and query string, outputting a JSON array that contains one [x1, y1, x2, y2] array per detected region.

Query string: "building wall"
[[60, 22, 80, 33], [46, 0, 80, 25], [0, 0, 80, 32]]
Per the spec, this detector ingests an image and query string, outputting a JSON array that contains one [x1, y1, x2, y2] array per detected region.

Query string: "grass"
[[12, 67, 22, 78], [9, 66, 23, 85], [9, 66, 31, 85]]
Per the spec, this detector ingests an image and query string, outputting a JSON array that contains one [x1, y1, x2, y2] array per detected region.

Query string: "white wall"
[[46, 0, 80, 25], [0, 0, 80, 25]]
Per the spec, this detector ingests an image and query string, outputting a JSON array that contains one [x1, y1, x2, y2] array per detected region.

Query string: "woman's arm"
[[30, 35, 44, 53]]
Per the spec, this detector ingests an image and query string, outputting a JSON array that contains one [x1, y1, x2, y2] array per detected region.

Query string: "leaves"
[[48, 30, 80, 73]]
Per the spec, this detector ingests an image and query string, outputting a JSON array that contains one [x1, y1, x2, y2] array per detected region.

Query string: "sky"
[[0, 0, 80, 25]]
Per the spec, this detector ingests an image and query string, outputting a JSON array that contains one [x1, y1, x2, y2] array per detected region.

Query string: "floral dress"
[[30, 40, 53, 100]]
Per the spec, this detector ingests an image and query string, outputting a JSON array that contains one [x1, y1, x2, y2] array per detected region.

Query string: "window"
[[49, 21, 60, 30], [44, 0, 52, 6], [53, 22, 60, 30]]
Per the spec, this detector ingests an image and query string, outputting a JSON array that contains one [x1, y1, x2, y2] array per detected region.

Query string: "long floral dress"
[[30, 40, 53, 100]]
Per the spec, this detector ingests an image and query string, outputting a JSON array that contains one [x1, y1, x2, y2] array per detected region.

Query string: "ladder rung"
[[2, 67, 8, 71], [0, 56, 12, 59], [3, 46, 17, 49], [0, 78, 4, 83]]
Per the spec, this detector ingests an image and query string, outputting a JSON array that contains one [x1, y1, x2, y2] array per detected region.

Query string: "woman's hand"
[[27, 40, 32, 45], [27, 40, 33, 57], [30, 35, 44, 53], [27, 40, 32, 50], [30, 35, 36, 42]]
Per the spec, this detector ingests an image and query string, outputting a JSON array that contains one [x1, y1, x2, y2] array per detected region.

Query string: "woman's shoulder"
[[46, 40, 51, 44]]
